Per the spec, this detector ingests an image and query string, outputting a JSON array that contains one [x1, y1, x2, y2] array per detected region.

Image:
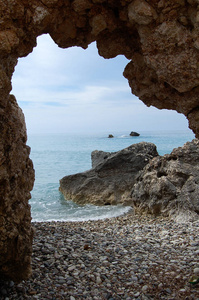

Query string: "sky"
[[11, 34, 191, 135]]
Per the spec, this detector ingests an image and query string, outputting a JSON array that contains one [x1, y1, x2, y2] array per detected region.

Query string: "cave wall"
[[0, 0, 199, 282]]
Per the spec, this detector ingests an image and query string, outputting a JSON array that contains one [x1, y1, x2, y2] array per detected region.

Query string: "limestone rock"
[[1, 0, 199, 282], [131, 139, 199, 217], [128, 0, 157, 25], [0, 95, 34, 282], [59, 142, 159, 206]]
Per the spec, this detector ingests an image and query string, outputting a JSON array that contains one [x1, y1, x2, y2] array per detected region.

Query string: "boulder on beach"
[[130, 139, 199, 218], [59, 142, 159, 206], [130, 131, 140, 136]]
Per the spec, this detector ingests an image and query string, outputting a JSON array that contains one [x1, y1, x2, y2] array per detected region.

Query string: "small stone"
[[28, 290, 37, 295], [194, 267, 199, 275], [16, 284, 26, 293], [1, 289, 7, 295], [158, 283, 163, 289], [134, 292, 140, 297], [68, 266, 76, 271], [142, 285, 148, 292], [166, 288, 172, 294], [9, 281, 14, 288], [131, 276, 138, 282], [96, 276, 102, 284]]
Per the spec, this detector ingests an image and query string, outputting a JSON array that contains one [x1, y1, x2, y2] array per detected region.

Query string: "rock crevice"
[[131, 139, 199, 218]]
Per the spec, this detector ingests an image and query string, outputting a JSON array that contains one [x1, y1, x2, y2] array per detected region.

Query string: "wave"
[[31, 204, 132, 223]]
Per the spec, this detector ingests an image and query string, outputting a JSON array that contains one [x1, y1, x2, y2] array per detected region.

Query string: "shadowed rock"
[[91, 150, 112, 168], [131, 139, 199, 218]]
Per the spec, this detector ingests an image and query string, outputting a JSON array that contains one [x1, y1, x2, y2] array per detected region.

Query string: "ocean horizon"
[[28, 130, 195, 222]]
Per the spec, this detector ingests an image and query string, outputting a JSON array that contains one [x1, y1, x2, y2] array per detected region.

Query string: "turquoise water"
[[28, 130, 195, 222]]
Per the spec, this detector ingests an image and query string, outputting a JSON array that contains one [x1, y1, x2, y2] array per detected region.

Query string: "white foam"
[[31, 205, 132, 223]]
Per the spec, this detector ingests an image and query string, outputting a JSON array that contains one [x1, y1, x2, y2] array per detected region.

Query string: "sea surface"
[[28, 130, 195, 222]]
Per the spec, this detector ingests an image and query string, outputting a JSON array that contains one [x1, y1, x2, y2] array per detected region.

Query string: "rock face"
[[0, 95, 35, 282], [59, 142, 159, 206], [131, 139, 199, 218], [91, 150, 112, 168], [1, 0, 199, 282]]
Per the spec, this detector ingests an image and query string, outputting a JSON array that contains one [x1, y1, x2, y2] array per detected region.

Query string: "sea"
[[28, 130, 195, 222]]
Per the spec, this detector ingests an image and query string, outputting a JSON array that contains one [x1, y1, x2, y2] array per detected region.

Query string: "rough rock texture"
[[59, 142, 158, 205], [1, 0, 199, 282], [91, 150, 112, 168], [131, 139, 199, 218], [0, 95, 34, 282]]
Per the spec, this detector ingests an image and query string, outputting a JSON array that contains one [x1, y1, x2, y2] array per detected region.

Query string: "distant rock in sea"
[[59, 142, 158, 206], [108, 134, 114, 138], [130, 131, 140, 136]]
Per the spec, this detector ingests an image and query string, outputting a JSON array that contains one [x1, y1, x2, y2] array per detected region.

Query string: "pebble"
[[0, 212, 199, 299], [134, 292, 140, 297], [141, 285, 148, 292], [194, 267, 199, 274]]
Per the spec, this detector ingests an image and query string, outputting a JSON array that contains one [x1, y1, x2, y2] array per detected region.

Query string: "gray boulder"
[[131, 139, 199, 218], [91, 150, 112, 168], [59, 142, 158, 206]]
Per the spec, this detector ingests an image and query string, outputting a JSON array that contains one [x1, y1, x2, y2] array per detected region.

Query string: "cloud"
[[12, 34, 191, 134]]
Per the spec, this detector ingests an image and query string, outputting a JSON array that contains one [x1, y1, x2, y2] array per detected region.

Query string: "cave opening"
[[11, 33, 194, 222], [1, 0, 199, 285]]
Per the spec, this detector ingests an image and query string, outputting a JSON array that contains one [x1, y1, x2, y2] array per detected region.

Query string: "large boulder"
[[59, 142, 159, 206], [131, 139, 199, 218]]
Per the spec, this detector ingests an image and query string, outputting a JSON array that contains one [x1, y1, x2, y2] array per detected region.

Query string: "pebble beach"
[[1, 211, 199, 300]]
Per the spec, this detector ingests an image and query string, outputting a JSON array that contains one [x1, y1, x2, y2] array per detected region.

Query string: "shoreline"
[[30, 207, 134, 224], [1, 212, 199, 299]]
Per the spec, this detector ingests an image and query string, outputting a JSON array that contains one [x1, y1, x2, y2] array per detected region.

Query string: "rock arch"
[[0, 0, 199, 281]]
